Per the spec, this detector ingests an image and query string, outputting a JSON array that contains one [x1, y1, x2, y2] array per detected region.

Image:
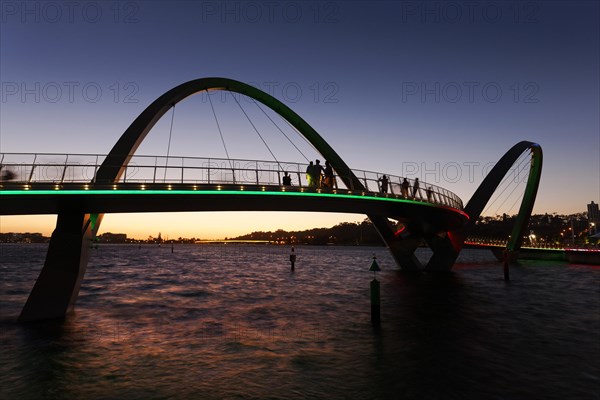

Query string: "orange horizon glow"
[[0, 212, 368, 240], [0, 202, 594, 240]]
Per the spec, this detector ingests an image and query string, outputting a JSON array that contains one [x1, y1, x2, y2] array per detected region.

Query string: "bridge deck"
[[0, 153, 463, 207], [1, 153, 468, 234], [0, 182, 468, 234]]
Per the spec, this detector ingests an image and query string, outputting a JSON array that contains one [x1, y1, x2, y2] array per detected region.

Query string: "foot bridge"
[[0, 77, 542, 321]]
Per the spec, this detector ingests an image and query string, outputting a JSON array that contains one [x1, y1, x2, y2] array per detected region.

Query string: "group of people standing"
[[306, 159, 335, 189], [378, 175, 419, 197], [283, 161, 435, 203], [378, 175, 434, 202]]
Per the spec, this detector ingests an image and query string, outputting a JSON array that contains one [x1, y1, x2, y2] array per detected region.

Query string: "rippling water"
[[1, 244, 598, 399]]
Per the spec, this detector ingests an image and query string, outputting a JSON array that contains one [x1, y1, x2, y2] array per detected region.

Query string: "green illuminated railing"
[[0, 153, 464, 209]]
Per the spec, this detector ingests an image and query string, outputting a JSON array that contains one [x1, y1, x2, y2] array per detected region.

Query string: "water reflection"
[[1, 244, 598, 399]]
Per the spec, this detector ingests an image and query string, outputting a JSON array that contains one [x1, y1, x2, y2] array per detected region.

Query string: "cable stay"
[[481, 150, 531, 216], [207, 91, 235, 181], [505, 181, 529, 215], [483, 154, 531, 216], [500, 154, 533, 214], [163, 104, 176, 182], [230, 92, 284, 172], [251, 100, 310, 163], [491, 163, 529, 216], [280, 116, 322, 159]]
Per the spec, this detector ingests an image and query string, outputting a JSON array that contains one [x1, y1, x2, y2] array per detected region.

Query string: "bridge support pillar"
[[368, 214, 422, 272], [424, 233, 462, 272], [19, 213, 96, 322]]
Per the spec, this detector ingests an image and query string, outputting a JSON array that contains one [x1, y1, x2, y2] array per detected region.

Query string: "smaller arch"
[[463, 141, 542, 252], [426, 141, 542, 271]]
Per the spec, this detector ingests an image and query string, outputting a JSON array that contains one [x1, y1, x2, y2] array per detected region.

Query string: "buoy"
[[369, 255, 381, 324], [502, 249, 510, 281], [289, 247, 296, 271]]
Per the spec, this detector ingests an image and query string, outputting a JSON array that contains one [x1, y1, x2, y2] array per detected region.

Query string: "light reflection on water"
[[1, 244, 598, 399]]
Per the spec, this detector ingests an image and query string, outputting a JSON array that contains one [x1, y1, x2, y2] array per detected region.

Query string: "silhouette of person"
[[306, 161, 316, 187], [324, 160, 335, 189], [426, 186, 433, 202], [282, 172, 292, 186], [314, 159, 324, 187], [401, 178, 410, 198], [412, 178, 420, 199], [378, 175, 389, 194], [0, 169, 16, 181]]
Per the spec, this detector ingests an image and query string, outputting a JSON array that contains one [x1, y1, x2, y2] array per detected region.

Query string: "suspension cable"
[[207, 91, 234, 171], [252, 100, 310, 162], [483, 157, 530, 216], [487, 150, 530, 201], [481, 150, 531, 215], [281, 116, 321, 156], [231, 93, 283, 171], [489, 156, 532, 216], [163, 104, 176, 181], [505, 181, 529, 215]]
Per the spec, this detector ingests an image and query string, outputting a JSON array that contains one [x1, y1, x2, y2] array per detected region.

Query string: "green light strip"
[[0, 189, 468, 217]]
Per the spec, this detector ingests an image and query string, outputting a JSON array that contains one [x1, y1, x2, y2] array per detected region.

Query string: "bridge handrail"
[[0, 152, 464, 209]]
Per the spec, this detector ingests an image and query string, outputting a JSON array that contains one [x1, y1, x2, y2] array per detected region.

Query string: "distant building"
[[0, 232, 49, 243], [588, 201, 600, 224], [97, 232, 127, 243]]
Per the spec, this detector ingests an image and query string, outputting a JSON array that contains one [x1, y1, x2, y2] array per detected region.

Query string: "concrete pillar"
[[19, 213, 96, 322]]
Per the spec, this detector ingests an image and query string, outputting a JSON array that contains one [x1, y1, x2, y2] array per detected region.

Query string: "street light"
[[529, 233, 536, 246]]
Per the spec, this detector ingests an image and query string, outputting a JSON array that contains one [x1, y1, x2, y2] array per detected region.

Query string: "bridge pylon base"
[[19, 213, 96, 322], [368, 214, 423, 272], [424, 233, 462, 272]]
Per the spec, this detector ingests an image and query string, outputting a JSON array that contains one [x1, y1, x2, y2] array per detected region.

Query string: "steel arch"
[[464, 141, 543, 252], [95, 77, 363, 190], [426, 140, 543, 270]]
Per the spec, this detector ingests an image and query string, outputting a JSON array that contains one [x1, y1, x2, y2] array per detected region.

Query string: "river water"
[[1, 244, 598, 399]]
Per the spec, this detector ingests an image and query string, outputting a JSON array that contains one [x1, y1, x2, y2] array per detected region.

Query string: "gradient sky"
[[1, 1, 598, 239]]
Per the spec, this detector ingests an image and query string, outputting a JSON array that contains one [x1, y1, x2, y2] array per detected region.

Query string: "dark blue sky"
[[1, 1, 598, 236]]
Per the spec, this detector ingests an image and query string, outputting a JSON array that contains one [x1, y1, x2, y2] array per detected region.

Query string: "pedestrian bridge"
[[0, 77, 542, 322], [0, 153, 466, 232]]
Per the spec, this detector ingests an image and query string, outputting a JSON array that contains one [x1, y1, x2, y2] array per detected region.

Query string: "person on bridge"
[[378, 175, 389, 194], [401, 178, 410, 198], [314, 160, 325, 187], [412, 178, 421, 199], [0, 168, 16, 181], [306, 161, 316, 187], [282, 172, 292, 186], [426, 186, 434, 202], [323, 160, 335, 189]]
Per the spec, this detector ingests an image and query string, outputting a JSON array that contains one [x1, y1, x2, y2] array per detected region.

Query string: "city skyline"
[[1, 1, 598, 238]]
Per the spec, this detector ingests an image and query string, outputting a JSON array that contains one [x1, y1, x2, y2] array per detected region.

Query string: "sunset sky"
[[1, 1, 598, 239]]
